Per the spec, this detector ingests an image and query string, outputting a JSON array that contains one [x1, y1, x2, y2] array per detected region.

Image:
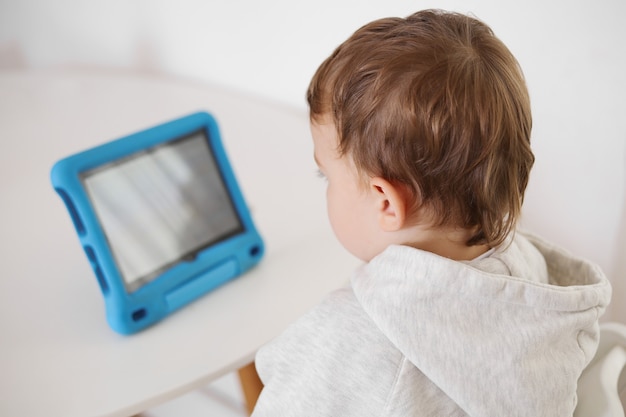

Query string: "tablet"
[[51, 112, 264, 334]]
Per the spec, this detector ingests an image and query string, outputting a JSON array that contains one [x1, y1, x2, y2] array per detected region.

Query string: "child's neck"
[[402, 225, 491, 261]]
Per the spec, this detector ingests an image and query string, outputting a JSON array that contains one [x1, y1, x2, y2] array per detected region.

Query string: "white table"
[[0, 69, 360, 417]]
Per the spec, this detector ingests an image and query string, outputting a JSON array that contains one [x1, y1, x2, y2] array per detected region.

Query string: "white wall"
[[1, 0, 624, 321]]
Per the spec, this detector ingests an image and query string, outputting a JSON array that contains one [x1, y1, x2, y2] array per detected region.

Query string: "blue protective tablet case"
[[51, 111, 264, 334]]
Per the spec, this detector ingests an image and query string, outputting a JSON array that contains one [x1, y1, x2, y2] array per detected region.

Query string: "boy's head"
[[307, 9, 534, 255]]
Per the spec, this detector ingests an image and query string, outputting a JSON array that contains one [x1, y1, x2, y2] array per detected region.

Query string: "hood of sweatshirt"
[[351, 231, 612, 416]]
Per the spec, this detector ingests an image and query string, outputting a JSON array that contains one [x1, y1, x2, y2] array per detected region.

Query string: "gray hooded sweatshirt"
[[252, 231, 612, 416]]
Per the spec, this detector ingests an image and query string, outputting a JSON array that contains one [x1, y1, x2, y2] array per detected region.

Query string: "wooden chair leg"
[[238, 361, 263, 415]]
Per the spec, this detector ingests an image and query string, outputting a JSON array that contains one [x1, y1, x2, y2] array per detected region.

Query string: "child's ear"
[[369, 177, 410, 232]]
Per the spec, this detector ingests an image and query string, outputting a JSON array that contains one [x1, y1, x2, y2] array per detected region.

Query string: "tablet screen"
[[81, 130, 243, 292]]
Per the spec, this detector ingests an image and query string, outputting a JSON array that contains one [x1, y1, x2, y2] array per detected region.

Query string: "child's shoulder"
[[256, 285, 403, 377], [254, 286, 404, 415], [266, 286, 391, 351]]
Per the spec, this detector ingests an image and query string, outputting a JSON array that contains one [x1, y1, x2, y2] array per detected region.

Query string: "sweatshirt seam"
[[576, 304, 601, 358], [382, 355, 407, 414]]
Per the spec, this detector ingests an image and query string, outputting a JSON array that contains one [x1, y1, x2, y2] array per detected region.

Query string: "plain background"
[[1, 0, 624, 321]]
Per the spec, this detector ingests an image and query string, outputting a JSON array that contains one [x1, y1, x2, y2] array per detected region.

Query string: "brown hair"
[[307, 9, 534, 247]]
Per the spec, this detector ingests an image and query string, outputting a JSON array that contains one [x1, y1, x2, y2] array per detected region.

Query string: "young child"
[[251, 9, 611, 416]]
